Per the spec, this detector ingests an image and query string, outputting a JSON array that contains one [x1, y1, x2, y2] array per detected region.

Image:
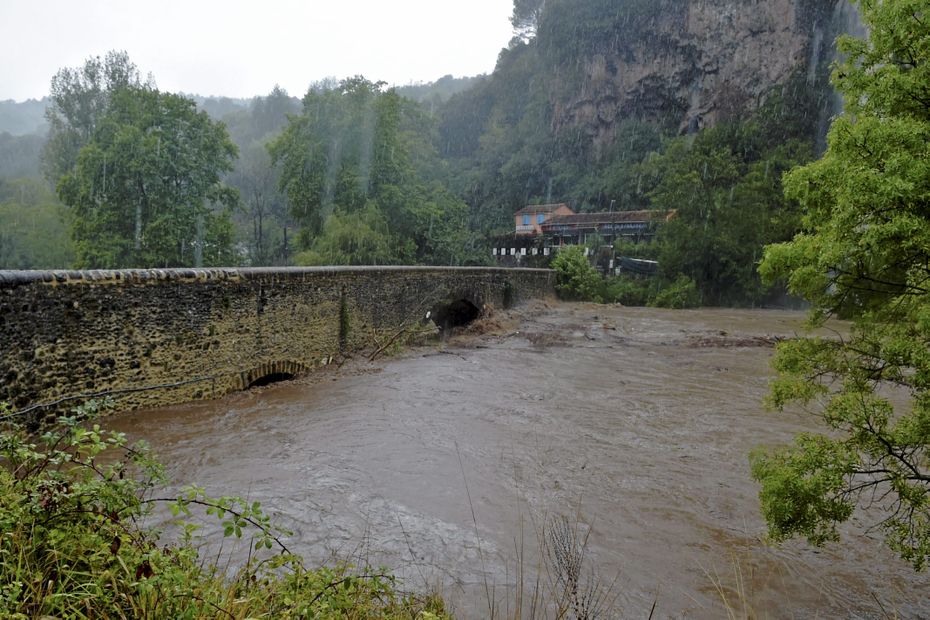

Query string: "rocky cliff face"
[[549, 0, 861, 147]]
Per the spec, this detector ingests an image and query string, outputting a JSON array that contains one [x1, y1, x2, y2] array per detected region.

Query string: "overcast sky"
[[0, 0, 515, 101]]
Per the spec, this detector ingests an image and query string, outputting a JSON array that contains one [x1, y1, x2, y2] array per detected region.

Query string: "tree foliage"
[[222, 86, 300, 266], [437, 0, 825, 292], [42, 51, 148, 185], [57, 85, 238, 268], [293, 204, 395, 266], [0, 178, 73, 269], [511, 0, 546, 41], [227, 140, 289, 265], [644, 123, 812, 305], [269, 78, 481, 266], [0, 3, 853, 275], [650, 274, 700, 309], [753, 0, 930, 569], [0, 132, 44, 180], [536, 0, 678, 67]]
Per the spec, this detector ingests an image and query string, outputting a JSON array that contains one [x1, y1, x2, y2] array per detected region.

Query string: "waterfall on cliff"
[[807, 20, 825, 86], [816, 0, 867, 150], [829, 0, 868, 113]]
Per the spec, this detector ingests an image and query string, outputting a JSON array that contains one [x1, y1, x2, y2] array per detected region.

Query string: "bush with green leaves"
[[650, 275, 700, 309], [602, 275, 652, 306], [552, 245, 603, 302], [0, 402, 447, 618]]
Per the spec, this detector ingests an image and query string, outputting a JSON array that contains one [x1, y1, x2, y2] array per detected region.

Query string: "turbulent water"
[[108, 302, 930, 618]]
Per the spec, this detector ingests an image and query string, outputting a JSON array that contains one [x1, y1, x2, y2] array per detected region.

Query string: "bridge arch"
[[429, 289, 486, 330], [239, 360, 311, 390]]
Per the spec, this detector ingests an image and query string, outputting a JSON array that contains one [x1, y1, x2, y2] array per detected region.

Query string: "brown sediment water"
[[107, 301, 930, 618]]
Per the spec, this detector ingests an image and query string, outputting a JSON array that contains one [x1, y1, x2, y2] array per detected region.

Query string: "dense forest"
[[0, 0, 847, 306]]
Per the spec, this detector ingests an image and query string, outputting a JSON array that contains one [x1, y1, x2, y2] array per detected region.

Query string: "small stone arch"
[[238, 360, 310, 390], [429, 290, 485, 331]]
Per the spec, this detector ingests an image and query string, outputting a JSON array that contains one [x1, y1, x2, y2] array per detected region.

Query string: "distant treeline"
[[0, 98, 48, 135]]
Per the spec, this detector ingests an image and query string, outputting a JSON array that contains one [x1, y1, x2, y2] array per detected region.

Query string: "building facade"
[[493, 205, 675, 270], [541, 209, 675, 246], [513, 203, 575, 236]]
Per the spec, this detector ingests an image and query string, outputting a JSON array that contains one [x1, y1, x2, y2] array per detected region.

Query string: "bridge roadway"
[[0, 266, 554, 424]]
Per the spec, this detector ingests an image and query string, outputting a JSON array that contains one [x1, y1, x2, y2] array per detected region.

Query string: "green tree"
[[650, 274, 700, 309], [293, 204, 396, 266], [643, 123, 811, 306], [511, 0, 546, 41], [268, 78, 381, 238], [270, 78, 477, 266], [221, 86, 300, 266], [57, 86, 238, 268], [752, 0, 930, 569], [42, 51, 147, 185], [0, 131, 44, 180], [227, 140, 290, 266]]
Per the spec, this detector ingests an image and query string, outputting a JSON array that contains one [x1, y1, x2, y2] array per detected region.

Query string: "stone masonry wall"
[[0, 267, 554, 423]]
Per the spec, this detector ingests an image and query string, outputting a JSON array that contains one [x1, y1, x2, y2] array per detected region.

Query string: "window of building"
[[537, 213, 545, 224], [522, 214, 530, 226]]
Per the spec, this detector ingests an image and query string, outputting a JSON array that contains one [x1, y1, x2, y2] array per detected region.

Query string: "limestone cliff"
[[543, 0, 863, 147]]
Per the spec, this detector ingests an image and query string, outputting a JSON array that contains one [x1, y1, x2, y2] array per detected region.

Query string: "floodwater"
[[108, 302, 930, 618]]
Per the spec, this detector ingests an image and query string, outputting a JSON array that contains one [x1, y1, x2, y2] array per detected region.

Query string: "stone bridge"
[[0, 266, 554, 424]]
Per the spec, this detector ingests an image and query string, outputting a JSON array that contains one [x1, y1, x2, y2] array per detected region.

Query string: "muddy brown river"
[[108, 302, 930, 618]]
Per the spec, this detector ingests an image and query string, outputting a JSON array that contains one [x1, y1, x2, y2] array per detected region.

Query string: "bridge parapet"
[[0, 266, 554, 423]]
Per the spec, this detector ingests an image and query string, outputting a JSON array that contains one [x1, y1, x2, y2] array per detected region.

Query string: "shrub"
[[651, 274, 701, 309], [602, 275, 652, 306], [552, 245, 603, 302]]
